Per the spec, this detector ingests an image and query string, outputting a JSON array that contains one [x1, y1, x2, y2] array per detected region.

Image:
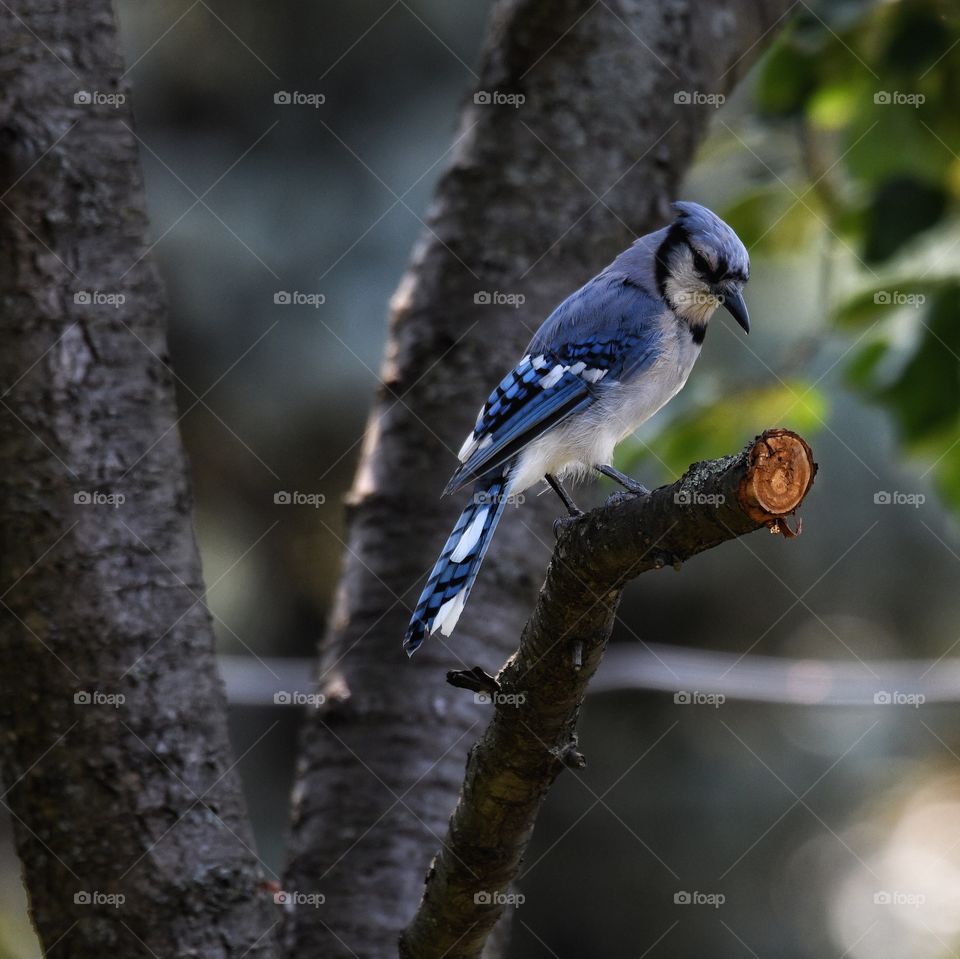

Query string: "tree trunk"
[[0, 3, 279, 956], [283, 1, 795, 956]]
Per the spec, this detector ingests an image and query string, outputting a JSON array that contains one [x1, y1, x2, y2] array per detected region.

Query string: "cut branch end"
[[738, 428, 817, 527]]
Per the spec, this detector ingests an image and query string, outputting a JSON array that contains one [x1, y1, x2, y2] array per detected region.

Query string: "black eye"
[[692, 251, 710, 274]]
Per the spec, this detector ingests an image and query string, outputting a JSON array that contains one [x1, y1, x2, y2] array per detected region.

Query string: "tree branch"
[[400, 429, 817, 959]]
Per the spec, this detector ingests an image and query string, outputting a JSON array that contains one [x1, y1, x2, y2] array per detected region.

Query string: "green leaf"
[[875, 285, 960, 443], [844, 339, 889, 391], [835, 280, 946, 329], [722, 187, 819, 255], [931, 427, 960, 512], [755, 42, 818, 117], [808, 82, 861, 131], [881, 0, 952, 74], [863, 176, 949, 263]]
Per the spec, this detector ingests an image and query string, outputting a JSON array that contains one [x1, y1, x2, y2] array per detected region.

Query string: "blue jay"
[[403, 201, 750, 655]]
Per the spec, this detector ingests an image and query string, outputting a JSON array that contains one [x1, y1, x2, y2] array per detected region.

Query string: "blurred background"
[[4, 0, 960, 955]]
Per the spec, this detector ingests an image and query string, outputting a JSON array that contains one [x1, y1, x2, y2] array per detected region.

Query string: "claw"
[[553, 511, 584, 538]]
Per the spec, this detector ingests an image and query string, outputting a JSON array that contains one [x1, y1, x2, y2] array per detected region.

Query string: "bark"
[[0, 3, 279, 956], [283, 1, 796, 956], [400, 429, 817, 959]]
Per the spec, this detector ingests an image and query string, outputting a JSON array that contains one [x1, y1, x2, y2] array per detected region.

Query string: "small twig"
[[446, 666, 501, 696]]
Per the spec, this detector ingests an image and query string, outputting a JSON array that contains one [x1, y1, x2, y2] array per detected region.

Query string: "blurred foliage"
[[628, 0, 960, 514], [841, 280, 960, 509], [619, 381, 827, 477]]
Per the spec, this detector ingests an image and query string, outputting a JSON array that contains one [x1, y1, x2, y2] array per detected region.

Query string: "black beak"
[[722, 288, 750, 334]]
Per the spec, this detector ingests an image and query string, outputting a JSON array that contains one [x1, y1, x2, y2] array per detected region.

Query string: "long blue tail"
[[404, 466, 514, 655]]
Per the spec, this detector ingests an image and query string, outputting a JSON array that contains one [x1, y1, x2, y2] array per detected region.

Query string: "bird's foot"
[[620, 478, 650, 496], [596, 464, 650, 496], [553, 510, 584, 539]]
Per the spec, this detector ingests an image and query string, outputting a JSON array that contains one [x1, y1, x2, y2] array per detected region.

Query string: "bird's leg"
[[596, 463, 649, 496], [545, 473, 583, 517], [546, 473, 584, 538]]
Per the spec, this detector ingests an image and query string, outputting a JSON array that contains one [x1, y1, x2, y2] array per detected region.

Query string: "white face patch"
[[667, 281, 719, 323], [664, 248, 719, 325]]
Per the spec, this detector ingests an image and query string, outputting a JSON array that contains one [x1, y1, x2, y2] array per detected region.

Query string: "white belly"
[[509, 336, 700, 494]]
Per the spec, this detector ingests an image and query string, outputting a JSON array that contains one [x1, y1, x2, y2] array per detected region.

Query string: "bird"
[[403, 201, 750, 656]]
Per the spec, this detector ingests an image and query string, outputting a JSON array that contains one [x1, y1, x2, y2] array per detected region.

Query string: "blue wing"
[[445, 275, 665, 493]]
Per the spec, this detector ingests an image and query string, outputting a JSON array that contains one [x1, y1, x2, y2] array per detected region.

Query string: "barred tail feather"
[[403, 467, 514, 655]]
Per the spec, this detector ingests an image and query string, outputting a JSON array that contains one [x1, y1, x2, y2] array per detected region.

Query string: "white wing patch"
[[458, 433, 477, 462], [459, 354, 613, 463], [457, 431, 492, 463], [537, 360, 608, 389], [539, 364, 566, 389]]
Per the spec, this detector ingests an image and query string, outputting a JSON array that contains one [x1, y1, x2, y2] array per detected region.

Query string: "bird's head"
[[654, 201, 750, 343]]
